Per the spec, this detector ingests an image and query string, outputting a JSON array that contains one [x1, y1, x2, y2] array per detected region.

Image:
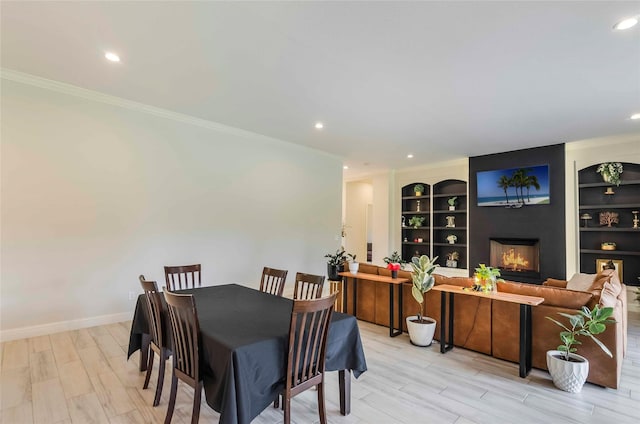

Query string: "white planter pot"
[[348, 262, 359, 274], [406, 316, 436, 347], [546, 350, 589, 393], [449, 206, 455, 211]]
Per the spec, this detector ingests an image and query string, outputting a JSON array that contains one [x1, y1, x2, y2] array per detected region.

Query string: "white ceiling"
[[2, 1, 639, 177]]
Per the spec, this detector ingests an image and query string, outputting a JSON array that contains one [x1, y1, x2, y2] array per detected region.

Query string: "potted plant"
[[406, 255, 438, 346], [445, 251, 459, 268], [408, 216, 425, 228], [383, 251, 405, 278], [324, 249, 347, 281], [596, 162, 623, 186], [414, 184, 424, 196], [546, 305, 614, 393], [347, 253, 359, 274], [472, 264, 501, 293], [447, 196, 457, 211], [446, 234, 457, 244]]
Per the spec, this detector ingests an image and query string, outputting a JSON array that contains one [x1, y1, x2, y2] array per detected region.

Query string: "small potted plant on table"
[[324, 249, 346, 281], [383, 251, 405, 278], [406, 255, 438, 346], [347, 253, 359, 274], [471, 264, 501, 293], [546, 305, 614, 393]]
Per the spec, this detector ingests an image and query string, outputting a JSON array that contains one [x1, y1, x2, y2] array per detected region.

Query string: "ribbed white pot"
[[406, 316, 436, 347], [348, 262, 359, 274], [546, 350, 589, 393]]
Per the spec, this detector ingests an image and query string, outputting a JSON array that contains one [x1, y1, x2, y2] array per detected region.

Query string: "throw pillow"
[[566, 273, 596, 292], [544, 278, 568, 288]]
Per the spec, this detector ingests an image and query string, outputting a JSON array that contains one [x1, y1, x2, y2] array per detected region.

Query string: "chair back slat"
[[293, 272, 325, 300], [259, 267, 288, 296], [139, 275, 163, 348], [287, 294, 336, 390], [164, 290, 200, 385], [165, 264, 202, 291]]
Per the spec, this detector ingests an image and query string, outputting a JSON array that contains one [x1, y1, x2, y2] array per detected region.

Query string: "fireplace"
[[489, 238, 540, 279]]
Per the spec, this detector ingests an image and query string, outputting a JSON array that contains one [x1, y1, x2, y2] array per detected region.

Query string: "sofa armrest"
[[543, 278, 568, 288]]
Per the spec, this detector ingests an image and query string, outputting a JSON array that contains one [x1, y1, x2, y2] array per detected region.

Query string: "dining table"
[[127, 284, 367, 424]]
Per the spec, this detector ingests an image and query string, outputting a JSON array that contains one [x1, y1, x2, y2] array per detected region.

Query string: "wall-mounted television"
[[477, 164, 550, 207]]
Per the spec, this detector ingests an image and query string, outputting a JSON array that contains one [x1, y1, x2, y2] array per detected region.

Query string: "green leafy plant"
[[325, 249, 347, 266], [408, 216, 425, 228], [596, 162, 623, 186], [546, 305, 615, 361], [383, 251, 405, 265], [347, 253, 357, 263], [471, 264, 502, 292], [447, 196, 458, 207], [413, 184, 424, 195], [410, 255, 438, 322]]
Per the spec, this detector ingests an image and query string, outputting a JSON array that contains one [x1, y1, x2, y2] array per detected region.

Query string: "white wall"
[[565, 134, 640, 277], [0, 73, 343, 340]]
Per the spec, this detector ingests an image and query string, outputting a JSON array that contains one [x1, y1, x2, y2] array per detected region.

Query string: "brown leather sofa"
[[342, 264, 626, 389]]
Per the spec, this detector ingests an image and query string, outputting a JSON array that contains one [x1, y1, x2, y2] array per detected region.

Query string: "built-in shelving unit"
[[578, 163, 640, 285], [400, 180, 468, 270]]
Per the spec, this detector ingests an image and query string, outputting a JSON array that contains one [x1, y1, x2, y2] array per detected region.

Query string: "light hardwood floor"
[[2, 290, 640, 424]]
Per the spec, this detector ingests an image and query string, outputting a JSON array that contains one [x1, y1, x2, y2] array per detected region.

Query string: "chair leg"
[[191, 382, 202, 424], [153, 350, 166, 406], [283, 395, 291, 424], [317, 382, 327, 424], [143, 349, 155, 389], [273, 394, 279, 409], [164, 373, 178, 424]]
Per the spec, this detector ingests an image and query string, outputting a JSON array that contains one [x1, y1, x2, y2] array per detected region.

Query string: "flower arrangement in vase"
[[596, 162, 623, 186]]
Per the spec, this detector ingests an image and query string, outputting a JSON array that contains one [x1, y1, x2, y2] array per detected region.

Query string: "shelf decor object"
[[633, 211, 639, 229], [599, 211, 619, 227], [601, 242, 617, 251], [596, 162, 623, 186], [580, 213, 592, 227], [596, 258, 623, 281], [445, 216, 456, 227]]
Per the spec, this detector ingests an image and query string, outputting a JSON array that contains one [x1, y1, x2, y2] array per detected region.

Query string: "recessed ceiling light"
[[343, 165, 349, 170], [314, 122, 324, 129], [407, 154, 414, 159], [613, 17, 638, 30], [105, 51, 121, 62], [631, 113, 640, 120]]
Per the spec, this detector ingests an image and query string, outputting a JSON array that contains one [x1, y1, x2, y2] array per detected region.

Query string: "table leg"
[[139, 333, 151, 372], [389, 284, 402, 337], [439, 292, 454, 353], [519, 304, 533, 378], [338, 370, 351, 415], [341, 276, 348, 314], [352, 277, 357, 318]]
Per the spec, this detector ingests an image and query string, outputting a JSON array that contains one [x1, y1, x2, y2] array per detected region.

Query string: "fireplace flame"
[[502, 248, 530, 271]]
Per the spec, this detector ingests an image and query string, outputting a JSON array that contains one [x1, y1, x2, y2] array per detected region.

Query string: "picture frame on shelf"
[[596, 258, 623, 282]]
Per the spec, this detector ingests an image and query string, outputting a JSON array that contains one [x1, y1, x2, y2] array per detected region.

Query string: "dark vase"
[[391, 270, 398, 279], [327, 264, 340, 281]]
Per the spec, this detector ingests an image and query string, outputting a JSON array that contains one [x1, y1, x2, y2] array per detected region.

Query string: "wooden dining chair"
[[259, 267, 288, 296], [280, 293, 337, 424], [164, 264, 201, 291], [293, 272, 325, 300], [163, 290, 204, 424], [139, 275, 171, 406]]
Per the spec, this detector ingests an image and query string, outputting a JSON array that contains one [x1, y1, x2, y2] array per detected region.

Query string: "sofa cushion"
[[434, 274, 474, 288], [357, 263, 380, 275], [497, 281, 592, 309], [566, 273, 595, 291], [544, 278, 568, 288]]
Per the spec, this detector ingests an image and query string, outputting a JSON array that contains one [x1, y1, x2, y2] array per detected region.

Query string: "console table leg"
[[338, 369, 351, 415], [519, 304, 533, 377], [341, 277, 348, 314], [389, 283, 403, 337]]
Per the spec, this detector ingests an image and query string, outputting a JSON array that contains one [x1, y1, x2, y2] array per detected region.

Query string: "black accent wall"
[[469, 144, 566, 283]]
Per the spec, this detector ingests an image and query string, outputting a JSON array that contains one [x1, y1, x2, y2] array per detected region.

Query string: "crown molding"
[[0, 68, 340, 160]]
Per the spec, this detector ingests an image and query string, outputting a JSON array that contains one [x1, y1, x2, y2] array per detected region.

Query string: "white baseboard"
[[0, 312, 132, 342]]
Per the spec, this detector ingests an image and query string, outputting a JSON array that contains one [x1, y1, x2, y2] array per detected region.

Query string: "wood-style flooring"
[[2, 288, 639, 424]]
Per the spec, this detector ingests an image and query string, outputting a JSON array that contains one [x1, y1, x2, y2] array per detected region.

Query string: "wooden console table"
[[431, 284, 544, 377], [338, 271, 409, 337]]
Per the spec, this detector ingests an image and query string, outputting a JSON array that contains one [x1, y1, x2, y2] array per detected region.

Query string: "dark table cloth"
[[127, 284, 367, 424]]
